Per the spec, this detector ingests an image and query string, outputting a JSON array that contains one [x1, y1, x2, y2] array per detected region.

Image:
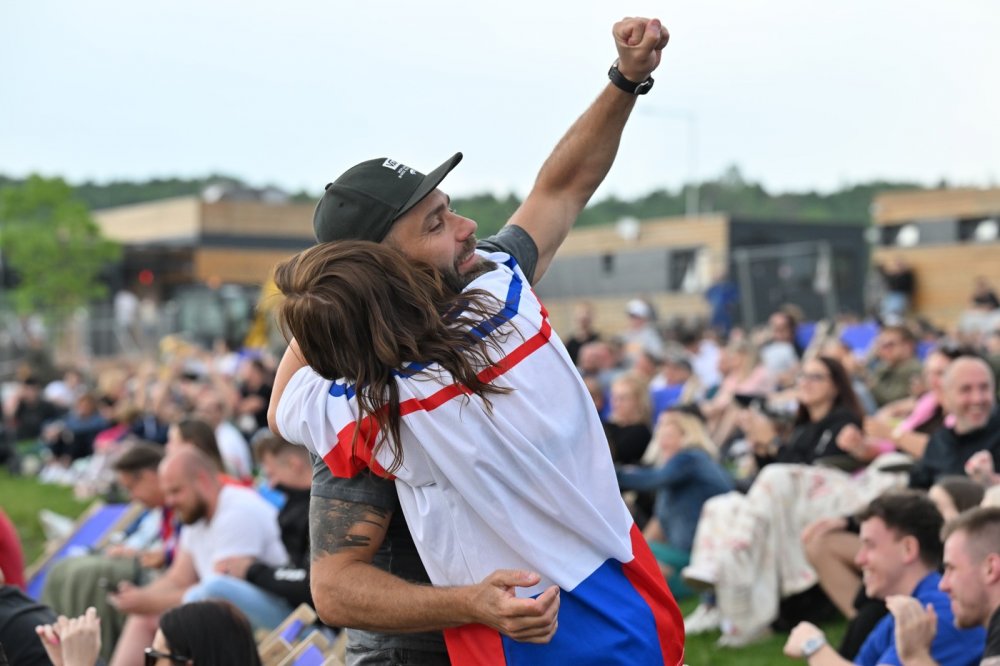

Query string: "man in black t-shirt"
[[270, 15, 672, 666], [564, 302, 600, 366], [909, 357, 999, 490], [892, 506, 1000, 665], [9, 376, 64, 442]]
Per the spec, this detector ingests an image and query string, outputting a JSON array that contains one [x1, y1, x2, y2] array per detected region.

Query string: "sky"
[[2, 0, 998, 201]]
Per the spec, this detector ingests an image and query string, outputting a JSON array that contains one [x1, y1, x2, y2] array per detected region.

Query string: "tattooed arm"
[[277, 345, 560, 640], [309, 493, 561, 640]]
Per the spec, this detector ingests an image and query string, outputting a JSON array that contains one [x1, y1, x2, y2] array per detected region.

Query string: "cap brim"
[[396, 152, 463, 220]]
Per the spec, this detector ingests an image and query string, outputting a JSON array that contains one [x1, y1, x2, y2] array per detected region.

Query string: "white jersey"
[[278, 251, 683, 665]]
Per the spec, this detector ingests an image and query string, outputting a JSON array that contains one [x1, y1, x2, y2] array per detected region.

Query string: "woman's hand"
[[59, 608, 102, 666], [35, 607, 102, 666]]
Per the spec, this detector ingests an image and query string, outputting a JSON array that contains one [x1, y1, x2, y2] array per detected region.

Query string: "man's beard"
[[442, 258, 497, 293], [178, 496, 209, 525], [442, 239, 498, 292]]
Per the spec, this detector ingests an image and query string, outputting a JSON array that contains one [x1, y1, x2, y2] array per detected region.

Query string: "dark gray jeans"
[[346, 646, 451, 666]]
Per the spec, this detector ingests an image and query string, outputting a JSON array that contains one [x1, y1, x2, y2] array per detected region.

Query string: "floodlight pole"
[[639, 107, 699, 217]]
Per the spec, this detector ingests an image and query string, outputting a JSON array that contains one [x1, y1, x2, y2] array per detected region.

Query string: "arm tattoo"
[[309, 496, 390, 562]]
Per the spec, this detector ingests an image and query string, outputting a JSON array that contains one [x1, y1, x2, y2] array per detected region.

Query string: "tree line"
[[1, 167, 930, 239], [0, 168, 932, 324]]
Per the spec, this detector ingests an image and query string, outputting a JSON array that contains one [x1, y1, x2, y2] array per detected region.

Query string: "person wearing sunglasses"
[[38, 601, 260, 666], [144, 601, 261, 666]]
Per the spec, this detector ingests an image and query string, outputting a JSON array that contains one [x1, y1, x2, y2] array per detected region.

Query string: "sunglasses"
[[144, 647, 190, 666], [797, 372, 830, 383]]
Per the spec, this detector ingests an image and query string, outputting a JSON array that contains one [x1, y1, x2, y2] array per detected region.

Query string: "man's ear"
[[983, 552, 1000, 585], [900, 534, 921, 565]]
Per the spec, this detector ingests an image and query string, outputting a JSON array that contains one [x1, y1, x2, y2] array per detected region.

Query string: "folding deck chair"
[[24, 501, 143, 600], [259, 603, 318, 666]]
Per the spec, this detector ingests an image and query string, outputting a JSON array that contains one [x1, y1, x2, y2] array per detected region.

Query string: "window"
[[668, 249, 699, 292], [895, 224, 920, 247]]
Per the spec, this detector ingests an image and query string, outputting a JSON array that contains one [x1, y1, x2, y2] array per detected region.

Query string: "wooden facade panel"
[[554, 215, 729, 259], [95, 197, 202, 243], [193, 248, 297, 285], [201, 201, 316, 238], [873, 188, 1000, 225], [873, 244, 1000, 325]]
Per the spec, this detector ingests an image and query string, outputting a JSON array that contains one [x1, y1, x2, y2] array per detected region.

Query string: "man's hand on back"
[[467, 570, 560, 643]]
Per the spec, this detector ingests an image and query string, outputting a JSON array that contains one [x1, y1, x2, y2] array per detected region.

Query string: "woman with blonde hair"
[[699, 338, 772, 443], [605, 373, 653, 465], [616, 410, 732, 597]]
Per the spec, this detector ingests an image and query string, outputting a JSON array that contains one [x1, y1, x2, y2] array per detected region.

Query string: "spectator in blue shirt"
[[616, 410, 732, 597], [784, 491, 985, 665]]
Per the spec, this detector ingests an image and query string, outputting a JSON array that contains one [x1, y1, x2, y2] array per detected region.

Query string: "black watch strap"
[[608, 60, 654, 95]]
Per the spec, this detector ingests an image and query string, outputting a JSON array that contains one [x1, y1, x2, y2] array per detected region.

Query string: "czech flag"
[[278, 252, 685, 665]]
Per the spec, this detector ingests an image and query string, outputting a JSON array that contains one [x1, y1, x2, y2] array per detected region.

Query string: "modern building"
[[871, 187, 1000, 327], [536, 213, 867, 336], [94, 196, 315, 289], [93, 196, 316, 348]]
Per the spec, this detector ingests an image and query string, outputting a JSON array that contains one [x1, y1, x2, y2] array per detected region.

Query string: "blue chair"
[[26, 502, 141, 600], [795, 321, 818, 352], [259, 604, 319, 666], [840, 321, 881, 356], [277, 630, 335, 666]]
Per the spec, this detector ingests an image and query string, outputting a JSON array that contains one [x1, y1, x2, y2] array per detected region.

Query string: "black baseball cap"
[[313, 152, 463, 243]]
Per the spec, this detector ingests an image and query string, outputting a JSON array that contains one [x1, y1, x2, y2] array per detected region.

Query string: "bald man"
[[106, 449, 286, 666], [910, 357, 1000, 490]]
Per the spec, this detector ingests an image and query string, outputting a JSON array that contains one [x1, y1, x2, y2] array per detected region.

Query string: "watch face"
[[802, 636, 826, 657]]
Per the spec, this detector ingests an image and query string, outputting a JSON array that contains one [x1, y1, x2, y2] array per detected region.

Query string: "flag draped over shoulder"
[[278, 251, 684, 665]]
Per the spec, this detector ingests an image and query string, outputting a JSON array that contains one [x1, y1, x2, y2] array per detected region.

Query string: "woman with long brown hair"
[[269, 240, 684, 664], [272, 239, 509, 475], [681, 357, 907, 646]]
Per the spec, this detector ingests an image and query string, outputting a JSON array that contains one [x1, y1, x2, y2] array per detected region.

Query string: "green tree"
[[0, 175, 120, 319]]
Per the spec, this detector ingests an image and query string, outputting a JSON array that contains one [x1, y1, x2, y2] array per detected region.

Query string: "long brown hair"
[[273, 240, 511, 473], [795, 355, 865, 425], [159, 600, 262, 666], [173, 418, 224, 472]]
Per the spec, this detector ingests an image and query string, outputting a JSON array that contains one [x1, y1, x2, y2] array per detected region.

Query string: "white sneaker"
[[684, 603, 722, 635], [39, 509, 75, 541], [716, 625, 773, 648]]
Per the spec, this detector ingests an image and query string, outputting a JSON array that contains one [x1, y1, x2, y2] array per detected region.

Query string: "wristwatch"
[[801, 634, 827, 659], [608, 60, 654, 95]]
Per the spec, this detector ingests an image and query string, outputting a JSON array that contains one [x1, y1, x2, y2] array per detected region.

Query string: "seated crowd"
[[577, 298, 1000, 663], [2, 295, 1000, 663], [0, 342, 323, 664]]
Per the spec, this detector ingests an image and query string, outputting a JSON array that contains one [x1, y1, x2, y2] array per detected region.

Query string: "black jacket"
[[909, 408, 1000, 489], [246, 485, 312, 608], [757, 406, 862, 469]]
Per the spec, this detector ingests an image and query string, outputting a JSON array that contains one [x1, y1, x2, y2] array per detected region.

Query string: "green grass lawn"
[[678, 594, 847, 665], [1, 468, 91, 564]]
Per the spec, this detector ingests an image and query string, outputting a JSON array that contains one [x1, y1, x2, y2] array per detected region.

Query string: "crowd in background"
[[572, 282, 1000, 662], [1, 274, 1000, 663], [0, 335, 312, 665]]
